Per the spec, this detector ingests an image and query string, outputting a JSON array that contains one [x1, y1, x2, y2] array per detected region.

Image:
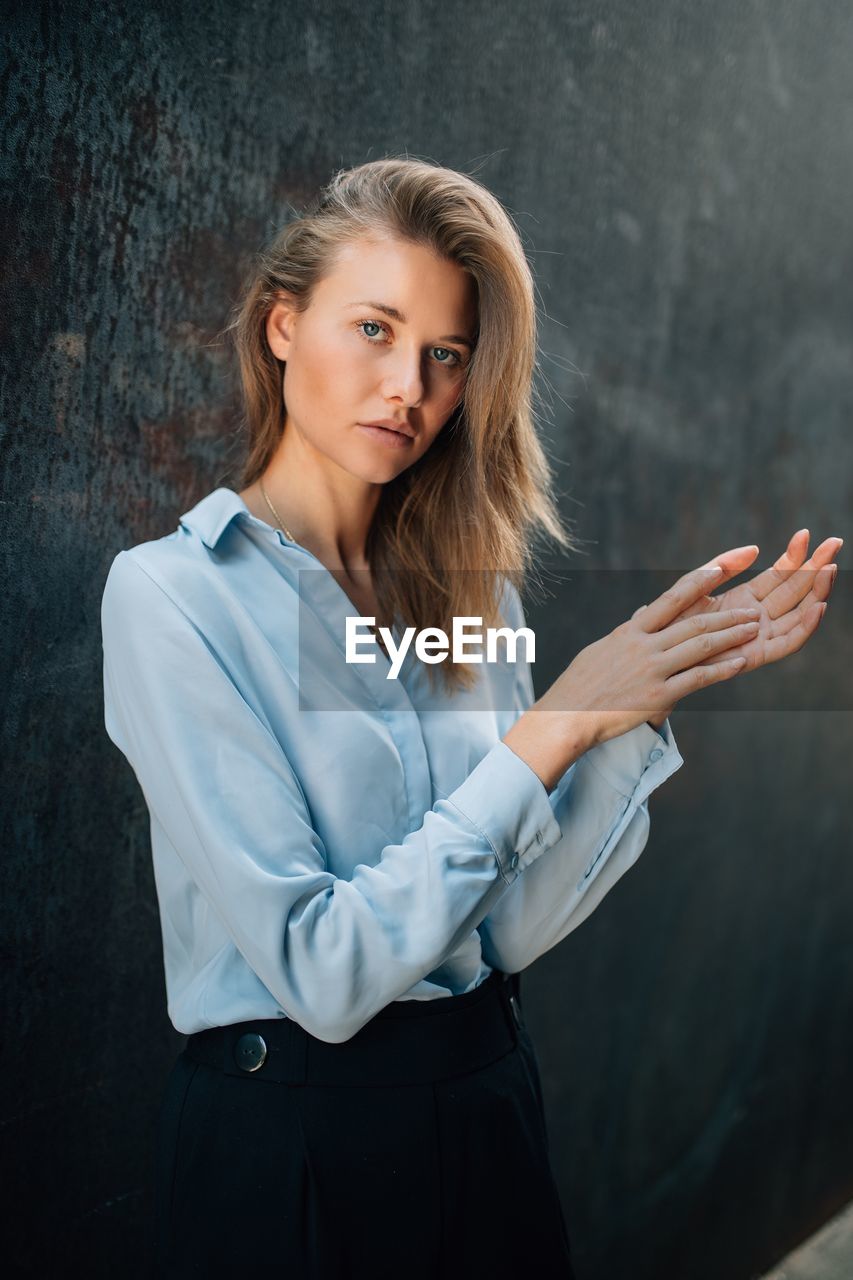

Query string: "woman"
[[100, 157, 840, 1277]]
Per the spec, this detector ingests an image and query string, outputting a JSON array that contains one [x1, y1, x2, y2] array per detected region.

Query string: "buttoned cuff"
[[583, 716, 683, 804], [443, 741, 564, 885]]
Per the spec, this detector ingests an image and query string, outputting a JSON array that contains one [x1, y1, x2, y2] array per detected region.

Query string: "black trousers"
[[154, 970, 576, 1278]]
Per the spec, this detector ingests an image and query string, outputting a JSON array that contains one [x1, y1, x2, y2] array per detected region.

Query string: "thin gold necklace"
[[259, 480, 296, 543], [264, 483, 386, 649]]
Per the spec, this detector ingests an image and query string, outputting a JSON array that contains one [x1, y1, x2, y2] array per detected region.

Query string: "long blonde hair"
[[225, 156, 577, 693]]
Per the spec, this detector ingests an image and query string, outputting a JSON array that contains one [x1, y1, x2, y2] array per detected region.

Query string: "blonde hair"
[[225, 156, 577, 693]]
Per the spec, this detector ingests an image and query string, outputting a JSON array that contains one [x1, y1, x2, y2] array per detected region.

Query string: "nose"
[[383, 346, 424, 410]]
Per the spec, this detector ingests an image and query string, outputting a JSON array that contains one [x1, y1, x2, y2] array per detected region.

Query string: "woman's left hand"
[[643, 529, 843, 726]]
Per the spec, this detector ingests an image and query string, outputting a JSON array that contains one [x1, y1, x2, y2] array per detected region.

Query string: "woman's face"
[[265, 234, 477, 484]]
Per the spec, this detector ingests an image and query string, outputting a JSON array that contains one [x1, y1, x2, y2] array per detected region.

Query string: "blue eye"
[[356, 321, 463, 370], [359, 321, 385, 340]]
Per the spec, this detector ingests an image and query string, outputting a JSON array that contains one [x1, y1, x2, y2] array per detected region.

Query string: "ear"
[[265, 292, 299, 361]]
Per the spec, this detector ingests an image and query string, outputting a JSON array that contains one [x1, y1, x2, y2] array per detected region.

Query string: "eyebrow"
[[345, 300, 475, 350]]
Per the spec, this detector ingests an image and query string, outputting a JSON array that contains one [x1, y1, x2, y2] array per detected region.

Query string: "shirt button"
[[510, 853, 520, 870], [234, 1032, 267, 1072], [649, 748, 663, 762]]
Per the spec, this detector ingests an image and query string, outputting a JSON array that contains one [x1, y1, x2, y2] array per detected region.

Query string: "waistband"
[[183, 969, 524, 1087]]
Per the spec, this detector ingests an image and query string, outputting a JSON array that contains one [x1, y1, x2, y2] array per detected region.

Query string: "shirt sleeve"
[[476, 590, 685, 976], [100, 550, 564, 1043]]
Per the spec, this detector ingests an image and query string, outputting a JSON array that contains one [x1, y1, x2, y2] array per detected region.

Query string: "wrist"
[[503, 706, 597, 793]]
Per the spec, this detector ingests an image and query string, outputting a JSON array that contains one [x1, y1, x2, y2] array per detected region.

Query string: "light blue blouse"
[[100, 486, 683, 1042]]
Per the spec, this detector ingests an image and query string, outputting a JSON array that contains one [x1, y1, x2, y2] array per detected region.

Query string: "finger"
[[661, 618, 761, 676], [749, 532, 841, 606], [638, 546, 759, 633], [660, 607, 760, 651], [808, 535, 844, 564], [663, 652, 748, 703], [730, 529, 806, 607], [760, 561, 835, 622], [761, 600, 825, 666], [760, 551, 840, 620], [811, 562, 839, 602], [760, 589, 816, 642], [792, 564, 837, 610]]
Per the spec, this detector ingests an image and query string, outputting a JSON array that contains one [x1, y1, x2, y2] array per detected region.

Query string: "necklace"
[[262, 481, 385, 646], [259, 480, 296, 543]]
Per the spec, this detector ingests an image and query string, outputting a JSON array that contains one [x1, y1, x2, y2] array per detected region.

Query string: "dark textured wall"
[[2, 2, 851, 1276]]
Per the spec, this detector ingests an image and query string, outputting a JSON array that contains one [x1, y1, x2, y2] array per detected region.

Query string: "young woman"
[[100, 157, 841, 1278]]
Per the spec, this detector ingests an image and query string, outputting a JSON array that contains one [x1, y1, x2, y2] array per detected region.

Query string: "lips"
[[359, 420, 416, 439], [356, 422, 415, 450]]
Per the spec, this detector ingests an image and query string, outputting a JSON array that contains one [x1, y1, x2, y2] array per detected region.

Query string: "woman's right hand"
[[503, 548, 764, 788], [534, 550, 764, 750], [504, 538, 839, 791]]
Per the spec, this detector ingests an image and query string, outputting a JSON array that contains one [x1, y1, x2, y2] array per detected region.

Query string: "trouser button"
[[234, 1032, 267, 1072]]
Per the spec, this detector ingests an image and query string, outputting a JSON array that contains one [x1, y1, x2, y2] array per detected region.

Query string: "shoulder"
[[102, 534, 213, 627], [101, 487, 256, 624], [100, 545, 203, 665], [99, 536, 251, 688]]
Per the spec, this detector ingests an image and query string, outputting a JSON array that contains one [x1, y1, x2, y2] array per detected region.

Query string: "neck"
[[260, 423, 382, 573]]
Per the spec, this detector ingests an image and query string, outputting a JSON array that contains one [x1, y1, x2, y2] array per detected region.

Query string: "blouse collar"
[[179, 487, 272, 550]]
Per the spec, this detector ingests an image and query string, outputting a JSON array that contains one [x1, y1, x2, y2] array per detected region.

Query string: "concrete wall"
[[2, 2, 851, 1274]]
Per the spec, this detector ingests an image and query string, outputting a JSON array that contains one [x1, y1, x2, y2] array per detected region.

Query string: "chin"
[[345, 448, 418, 484], [353, 460, 413, 485]]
